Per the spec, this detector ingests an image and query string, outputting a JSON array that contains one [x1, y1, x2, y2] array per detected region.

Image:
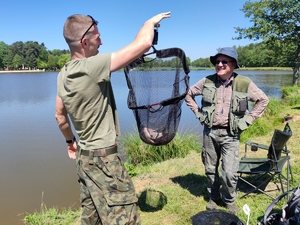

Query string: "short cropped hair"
[[63, 14, 92, 47]]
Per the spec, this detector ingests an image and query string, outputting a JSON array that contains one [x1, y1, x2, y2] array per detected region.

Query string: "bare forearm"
[[55, 114, 74, 140]]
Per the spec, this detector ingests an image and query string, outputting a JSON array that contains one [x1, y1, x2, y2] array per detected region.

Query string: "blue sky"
[[1, 0, 256, 61]]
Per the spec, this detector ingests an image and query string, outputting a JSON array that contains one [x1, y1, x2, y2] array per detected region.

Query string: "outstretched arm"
[[110, 12, 171, 72], [55, 95, 77, 159]]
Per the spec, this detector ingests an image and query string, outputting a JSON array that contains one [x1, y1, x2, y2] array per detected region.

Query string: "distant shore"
[[0, 70, 45, 74], [0, 67, 293, 74]]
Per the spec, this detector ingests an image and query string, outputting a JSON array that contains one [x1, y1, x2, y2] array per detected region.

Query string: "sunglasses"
[[80, 15, 98, 43], [215, 60, 234, 65]]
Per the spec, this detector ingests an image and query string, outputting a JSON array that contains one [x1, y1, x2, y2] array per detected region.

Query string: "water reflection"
[[0, 70, 293, 224], [238, 70, 293, 98], [0, 73, 53, 104]]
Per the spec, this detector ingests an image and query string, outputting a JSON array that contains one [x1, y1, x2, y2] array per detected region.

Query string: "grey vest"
[[199, 73, 252, 135]]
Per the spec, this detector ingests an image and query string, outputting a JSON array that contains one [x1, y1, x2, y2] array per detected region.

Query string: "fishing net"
[[124, 47, 190, 145], [191, 210, 245, 225]]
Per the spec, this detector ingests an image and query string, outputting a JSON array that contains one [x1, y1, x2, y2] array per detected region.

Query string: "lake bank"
[[0, 67, 293, 74], [0, 69, 45, 74]]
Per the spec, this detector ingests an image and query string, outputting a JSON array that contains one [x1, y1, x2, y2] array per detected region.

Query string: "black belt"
[[211, 126, 228, 129], [80, 145, 118, 157]]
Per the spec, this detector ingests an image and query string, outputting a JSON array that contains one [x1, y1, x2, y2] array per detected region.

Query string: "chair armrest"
[[245, 141, 269, 151], [282, 149, 290, 154], [242, 141, 269, 159]]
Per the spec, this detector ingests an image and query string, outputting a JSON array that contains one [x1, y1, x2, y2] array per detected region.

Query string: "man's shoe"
[[206, 199, 220, 210], [226, 203, 239, 215]]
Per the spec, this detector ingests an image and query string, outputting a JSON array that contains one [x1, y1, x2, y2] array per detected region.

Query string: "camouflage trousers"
[[76, 146, 141, 225], [202, 126, 240, 205]]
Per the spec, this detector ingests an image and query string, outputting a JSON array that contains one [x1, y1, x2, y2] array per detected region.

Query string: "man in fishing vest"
[[185, 47, 269, 215]]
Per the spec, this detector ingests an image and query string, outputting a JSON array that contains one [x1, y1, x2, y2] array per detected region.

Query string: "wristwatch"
[[66, 136, 76, 144]]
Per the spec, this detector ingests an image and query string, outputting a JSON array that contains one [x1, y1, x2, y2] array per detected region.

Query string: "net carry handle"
[[263, 190, 292, 224], [264, 182, 300, 224]]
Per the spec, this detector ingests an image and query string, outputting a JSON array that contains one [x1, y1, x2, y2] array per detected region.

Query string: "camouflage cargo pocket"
[[82, 154, 138, 206]]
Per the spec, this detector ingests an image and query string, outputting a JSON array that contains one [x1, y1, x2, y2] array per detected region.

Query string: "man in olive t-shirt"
[[55, 13, 170, 225]]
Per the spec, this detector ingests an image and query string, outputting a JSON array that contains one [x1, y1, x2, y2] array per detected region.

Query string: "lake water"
[[0, 70, 293, 224]]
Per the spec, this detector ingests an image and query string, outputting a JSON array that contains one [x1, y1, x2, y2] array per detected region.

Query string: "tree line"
[[0, 41, 70, 71], [192, 42, 296, 68], [0, 40, 297, 72]]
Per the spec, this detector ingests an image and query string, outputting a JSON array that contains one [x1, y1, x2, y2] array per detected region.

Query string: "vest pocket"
[[232, 92, 248, 114], [200, 85, 216, 125], [202, 86, 216, 103], [234, 116, 253, 132]]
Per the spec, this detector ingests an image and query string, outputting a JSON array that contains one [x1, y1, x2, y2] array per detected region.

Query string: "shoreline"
[[0, 67, 293, 74], [0, 70, 45, 74]]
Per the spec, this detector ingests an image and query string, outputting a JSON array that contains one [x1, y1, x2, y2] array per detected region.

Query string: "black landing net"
[[124, 47, 190, 146]]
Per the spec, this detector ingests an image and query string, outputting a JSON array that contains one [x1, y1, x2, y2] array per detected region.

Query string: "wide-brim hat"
[[210, 47, 240, 69]]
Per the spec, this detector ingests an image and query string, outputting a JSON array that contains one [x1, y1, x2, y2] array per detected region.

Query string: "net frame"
[[124, 47, 190, 145]]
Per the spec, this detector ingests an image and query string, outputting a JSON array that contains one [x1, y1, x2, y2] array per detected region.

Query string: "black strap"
[[264, 189, 294, 224]]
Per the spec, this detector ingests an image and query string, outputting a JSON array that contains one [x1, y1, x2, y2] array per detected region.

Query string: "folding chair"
[[237, 123, 293, 199]]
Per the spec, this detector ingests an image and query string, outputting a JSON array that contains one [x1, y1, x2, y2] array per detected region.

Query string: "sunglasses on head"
[[80, 15, 98, 43], [215, 60, 234, 65]]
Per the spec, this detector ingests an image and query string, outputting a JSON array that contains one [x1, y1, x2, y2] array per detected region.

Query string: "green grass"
[[120, 129, 201, 166], [23, 192, 80, 225], [239, 67, 293, 71], [23, 85, 300, 225]]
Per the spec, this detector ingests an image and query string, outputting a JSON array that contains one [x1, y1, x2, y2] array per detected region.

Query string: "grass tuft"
[[23, 192, 80, 225], [120, 129, 201, 167]]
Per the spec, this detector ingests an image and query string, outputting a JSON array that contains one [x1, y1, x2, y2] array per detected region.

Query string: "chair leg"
[[279, 174, 285, 194], [238, 176, 276, 199], [277, 162, 293, 194], [288, 161, 293, 184]]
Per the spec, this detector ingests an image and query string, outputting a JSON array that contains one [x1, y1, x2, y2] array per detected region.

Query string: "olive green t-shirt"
[[57, 53, 120, 150]]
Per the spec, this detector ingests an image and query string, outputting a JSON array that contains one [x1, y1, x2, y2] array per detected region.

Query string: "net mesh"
[[124, 47, 190, 145], [191, 210, 245, 225]]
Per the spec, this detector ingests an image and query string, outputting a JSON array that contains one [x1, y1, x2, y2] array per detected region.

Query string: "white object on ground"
[[243, 204, 250, 225]]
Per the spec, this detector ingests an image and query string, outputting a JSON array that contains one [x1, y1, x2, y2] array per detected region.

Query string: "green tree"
[[234, 0, 300, 85], [47, 54, 59, 70], [12, 54, 22, 69], [50, 49, 70, 56], [37, 58, 48, 70], [24, 41, 43, 69], [57, 54, 71, 69], [186, 57, 191, 66], [37, 43, 48, 69], [3, 48, 14, 70], [10, 41, 24, 57], [0, 41, 9, 70], [191, 58, 211, 67]]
